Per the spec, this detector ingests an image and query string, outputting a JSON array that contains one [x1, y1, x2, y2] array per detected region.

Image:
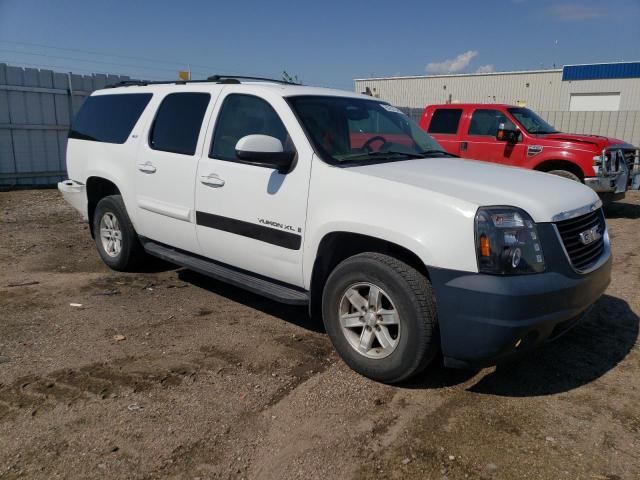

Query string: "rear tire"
[[93, 195, 146, 271], [547, 169, 581, 183], [322, 252, 438, 384]]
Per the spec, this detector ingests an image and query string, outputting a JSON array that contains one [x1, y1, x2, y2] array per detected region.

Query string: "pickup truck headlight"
[[475, 207, 545, 274]]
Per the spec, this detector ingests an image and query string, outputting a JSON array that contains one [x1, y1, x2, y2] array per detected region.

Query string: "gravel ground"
[[0, 189, 638, 480]]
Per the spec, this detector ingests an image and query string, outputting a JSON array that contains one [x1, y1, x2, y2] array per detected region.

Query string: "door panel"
[[463, 108, 526, 166], [195, 91, 312, 287], [134, 91, 218, 254]]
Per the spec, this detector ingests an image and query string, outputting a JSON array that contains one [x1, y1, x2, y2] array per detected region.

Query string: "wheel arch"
[[86, 176, 122, 237], [308, 231, 430, 318], [533, 159, 585, 180]]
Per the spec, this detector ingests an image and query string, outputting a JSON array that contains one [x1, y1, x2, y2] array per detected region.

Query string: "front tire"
[[93, 195, 145, 271], [322, 252, 438, 384], [547, 169, 581, 183]]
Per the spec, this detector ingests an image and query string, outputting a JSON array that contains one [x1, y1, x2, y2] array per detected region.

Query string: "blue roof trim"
[[563, 62, 640, 81]]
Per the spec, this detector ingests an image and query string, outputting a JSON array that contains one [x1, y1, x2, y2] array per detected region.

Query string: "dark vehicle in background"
[[420, 104, 640, 202]]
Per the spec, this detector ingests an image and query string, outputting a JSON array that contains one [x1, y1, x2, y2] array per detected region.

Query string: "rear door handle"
[[200, 174, 225, 187], [137, 161, 157, 174]]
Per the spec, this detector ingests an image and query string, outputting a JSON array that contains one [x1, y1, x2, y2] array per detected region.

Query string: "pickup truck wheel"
[[93, 195, 145, 271], [548, 169, 581, 183], [322, 252, 438, 384]]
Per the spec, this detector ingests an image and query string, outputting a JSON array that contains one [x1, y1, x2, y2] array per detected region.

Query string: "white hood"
[[350, 157, 600, 223]]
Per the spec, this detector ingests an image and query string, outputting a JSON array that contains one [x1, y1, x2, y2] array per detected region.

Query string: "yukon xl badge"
[[579, 225, 602, 246], [258, 218, 302, 233]]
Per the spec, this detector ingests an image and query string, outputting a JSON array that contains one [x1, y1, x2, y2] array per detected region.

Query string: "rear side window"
[[468, 109, 516, 136], [69, 93, 152, 144], [210, 94, 289, 162], [428, 108, 462, 135], [150, 93, 211, 155]]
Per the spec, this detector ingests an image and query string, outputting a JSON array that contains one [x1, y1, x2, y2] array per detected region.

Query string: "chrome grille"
[[623, 149, 639, 171], [555, 209, 606, 272]]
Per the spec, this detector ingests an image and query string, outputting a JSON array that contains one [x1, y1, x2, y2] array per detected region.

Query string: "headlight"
[[475, 207, 545, 274]]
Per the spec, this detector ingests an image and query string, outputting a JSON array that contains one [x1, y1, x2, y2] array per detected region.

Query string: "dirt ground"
[[0, 189, 638, 480]]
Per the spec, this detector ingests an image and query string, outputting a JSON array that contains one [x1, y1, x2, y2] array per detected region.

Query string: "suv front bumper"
[[430, 257, 611, 368], [429, 221, 612, 369]]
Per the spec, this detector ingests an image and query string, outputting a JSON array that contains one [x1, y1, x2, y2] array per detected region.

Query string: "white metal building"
[[354, 62, 640, 144], [354, 63, 640, 111]]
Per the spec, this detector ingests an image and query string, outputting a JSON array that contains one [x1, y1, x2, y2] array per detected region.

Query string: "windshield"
[[288, 96, 448, 165], [508, 107, 559, 135]]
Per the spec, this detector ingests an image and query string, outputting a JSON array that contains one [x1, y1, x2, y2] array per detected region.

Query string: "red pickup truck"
[[420, 104, 640, 201]]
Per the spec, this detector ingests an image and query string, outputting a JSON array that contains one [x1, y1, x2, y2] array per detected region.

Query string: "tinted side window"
[[427, 109, 462, 134], [69, 93, 152, 144], [468, 109, 516, 136], [210, 94, 289, 161], [150, 93, 210, 155]]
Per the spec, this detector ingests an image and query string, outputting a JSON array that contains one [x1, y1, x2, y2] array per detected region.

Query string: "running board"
[[143, 240, 309, 305]]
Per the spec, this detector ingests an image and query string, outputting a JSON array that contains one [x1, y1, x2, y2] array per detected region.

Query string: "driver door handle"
[[137, 161, 157, 174], [200, 173, 225, 188]]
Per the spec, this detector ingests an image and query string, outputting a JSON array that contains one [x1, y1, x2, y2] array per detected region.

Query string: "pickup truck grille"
[[555, 209, 606, 272], [623, 148, 639, 171]]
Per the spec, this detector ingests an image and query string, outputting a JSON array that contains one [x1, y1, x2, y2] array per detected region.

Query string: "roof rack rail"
[[207, 75, 299, 85], [104, 79, 214, 89], [105, 75, 300, 89]]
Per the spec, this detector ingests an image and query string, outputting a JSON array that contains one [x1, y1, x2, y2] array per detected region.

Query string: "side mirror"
[[496, 123, 520, 143], [235, 134, 295, 172]]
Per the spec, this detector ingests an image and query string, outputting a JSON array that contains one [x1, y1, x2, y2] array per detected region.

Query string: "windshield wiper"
[[339, 150, 426, 161], [418, 149, 458, 158]]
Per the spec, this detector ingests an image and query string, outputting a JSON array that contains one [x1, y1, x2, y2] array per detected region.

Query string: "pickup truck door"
[[134, 91, 219, 254], [194, 90, 312, 287], [423, 107, 464, 156], [462, 108, 527, 166]]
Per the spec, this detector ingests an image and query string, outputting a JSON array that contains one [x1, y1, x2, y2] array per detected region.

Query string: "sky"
[[1, 0, 639, 90]]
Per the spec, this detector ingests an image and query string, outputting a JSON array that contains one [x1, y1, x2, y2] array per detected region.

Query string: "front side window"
[[288, 96, 446, 165], [508, 108, 559, 135], [210, 94, 290, 161], [428, 108, 462, 135], [150, 92, 210, 155], [69, 93, 152, 144], [468, 109, 516, 136]]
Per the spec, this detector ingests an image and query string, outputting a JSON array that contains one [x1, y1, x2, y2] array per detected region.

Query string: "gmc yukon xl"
[[59, 76, 611, 383]]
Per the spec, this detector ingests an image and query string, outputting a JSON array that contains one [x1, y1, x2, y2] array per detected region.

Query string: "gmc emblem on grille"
[[579, 226, 602, 245]]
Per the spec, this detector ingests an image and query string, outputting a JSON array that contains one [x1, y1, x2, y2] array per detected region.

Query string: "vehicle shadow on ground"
[[176, 269, 324, 333], [466, 294, 638, 396], [604, 201, 640, 219], [135, 258, 178, 273]]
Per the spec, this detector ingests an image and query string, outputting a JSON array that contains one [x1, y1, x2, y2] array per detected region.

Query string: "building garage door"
[[569, 93, 621, 111]]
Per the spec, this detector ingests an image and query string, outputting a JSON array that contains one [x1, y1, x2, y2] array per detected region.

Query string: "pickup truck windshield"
[[508, 107, 559, 135], [288, 96, 447, 165]]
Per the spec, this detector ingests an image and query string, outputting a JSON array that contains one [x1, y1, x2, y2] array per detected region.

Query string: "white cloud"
[[476, 64, 495, 73], [547, 3, 602, 21], [425, 50, 478, 74]]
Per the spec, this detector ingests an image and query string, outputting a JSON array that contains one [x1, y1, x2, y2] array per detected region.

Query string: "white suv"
[[59, 76, 611, 383]]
